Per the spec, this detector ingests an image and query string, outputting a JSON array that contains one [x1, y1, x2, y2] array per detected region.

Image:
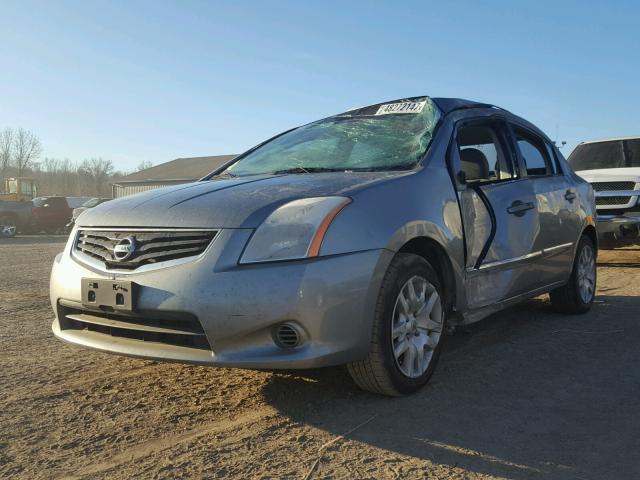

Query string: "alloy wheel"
[[577, 244, 596, 303], [391, 275, 443, 378], [1, 220, 17, 237]]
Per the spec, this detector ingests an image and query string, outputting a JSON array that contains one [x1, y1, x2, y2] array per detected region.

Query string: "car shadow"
[[261, 295, 640, 479]]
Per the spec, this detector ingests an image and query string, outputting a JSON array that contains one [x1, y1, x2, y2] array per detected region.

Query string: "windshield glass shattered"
[[222, 97, 442, 176], [569, 139, 640, 170]]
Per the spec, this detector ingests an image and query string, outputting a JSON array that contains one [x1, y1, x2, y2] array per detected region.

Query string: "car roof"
[[335, 96, 551, 144], [431, 97, 504, 114]]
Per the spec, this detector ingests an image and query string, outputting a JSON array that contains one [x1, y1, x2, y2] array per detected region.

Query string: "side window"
[[514, 127, 554, 176], [456, 123, 515, 184]]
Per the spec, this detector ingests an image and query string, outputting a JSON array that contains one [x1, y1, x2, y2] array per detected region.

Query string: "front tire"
[[0, 216, 18, 238], [550, 235, 597, 314], [348, 253, 446, 396]]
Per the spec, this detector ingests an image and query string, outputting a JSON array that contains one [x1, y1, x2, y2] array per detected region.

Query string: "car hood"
[[78, 172, 409, 229], [575, 167, 640, 185]]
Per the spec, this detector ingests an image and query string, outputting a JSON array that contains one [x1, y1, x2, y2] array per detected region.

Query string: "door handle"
[[565, 190, 577, 202], [507, 200, 535, 216]]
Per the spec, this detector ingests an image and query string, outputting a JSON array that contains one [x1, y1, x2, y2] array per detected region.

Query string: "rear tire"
[[550, 235, 596, 314], [0, 215, 18, 238], [348, 253, 446, 396]]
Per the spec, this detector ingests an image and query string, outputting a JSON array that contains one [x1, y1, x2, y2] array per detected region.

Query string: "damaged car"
[[50, 96, 597, 396]]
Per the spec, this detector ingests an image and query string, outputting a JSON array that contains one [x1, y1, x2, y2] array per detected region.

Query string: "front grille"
[[591, 181, 636, 192], [59, 305, 211, 351], [596, 196, 633, 206], [75, 229, 216, 270]]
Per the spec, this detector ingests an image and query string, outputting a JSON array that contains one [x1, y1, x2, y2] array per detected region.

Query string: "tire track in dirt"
[[3, 241, 640, 480], [61, 407, 281, 479]]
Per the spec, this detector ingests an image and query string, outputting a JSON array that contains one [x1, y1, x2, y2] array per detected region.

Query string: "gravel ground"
[[1, 237, 639, 479]]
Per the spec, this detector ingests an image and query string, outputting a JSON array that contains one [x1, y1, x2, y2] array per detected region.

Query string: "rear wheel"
[[550, 235, 596, 314], [0, 216, 18, 238], [348, 253, 446, 396]]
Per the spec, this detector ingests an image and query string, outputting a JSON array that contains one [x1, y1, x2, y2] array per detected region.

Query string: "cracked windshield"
[[224, 98, 442, 176]]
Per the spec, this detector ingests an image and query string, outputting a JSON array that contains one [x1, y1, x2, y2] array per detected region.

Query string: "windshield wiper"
[[347, 163, 417, 172], [272, 167, 346, 174], [211, 171, 237, 179]]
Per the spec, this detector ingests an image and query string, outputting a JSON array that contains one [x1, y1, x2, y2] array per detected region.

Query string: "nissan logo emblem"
[[113, 236, 137, 262]]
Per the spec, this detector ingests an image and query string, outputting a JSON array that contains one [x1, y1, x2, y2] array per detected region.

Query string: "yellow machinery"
[[0, 177, 39, 201]]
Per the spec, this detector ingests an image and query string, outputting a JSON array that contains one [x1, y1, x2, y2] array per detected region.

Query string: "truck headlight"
[[240, 196, 351, 264]]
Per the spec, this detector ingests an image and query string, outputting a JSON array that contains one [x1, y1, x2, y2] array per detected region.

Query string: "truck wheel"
[[348, 253, 446, 396], [550, 235, 597, 314], [0, 216, 18, 238]]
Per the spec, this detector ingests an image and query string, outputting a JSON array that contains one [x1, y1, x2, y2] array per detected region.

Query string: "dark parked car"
[[32, 196, 72, 233], [0, 200, 33, 237]]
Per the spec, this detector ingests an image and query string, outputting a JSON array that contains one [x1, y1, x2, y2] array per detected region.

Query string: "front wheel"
[[550, 235, 597, 314], [348, 253, 446, 396], [0, 216, 18, 238]]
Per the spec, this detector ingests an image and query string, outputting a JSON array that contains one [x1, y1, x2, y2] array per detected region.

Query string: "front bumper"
[[596, 214, 640, 247], [50, 229, 392, 369]]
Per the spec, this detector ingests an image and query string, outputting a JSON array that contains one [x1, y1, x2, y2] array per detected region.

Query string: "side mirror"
[[457, 170, 467, 185]]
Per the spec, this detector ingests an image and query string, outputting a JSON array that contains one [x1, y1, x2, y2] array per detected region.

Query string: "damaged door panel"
[[452, 119, 541, 308]]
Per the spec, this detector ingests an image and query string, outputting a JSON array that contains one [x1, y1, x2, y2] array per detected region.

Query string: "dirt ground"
[[1, 236, 639, 480]]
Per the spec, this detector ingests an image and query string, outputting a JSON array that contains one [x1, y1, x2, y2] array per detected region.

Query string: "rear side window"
[[456, 123, 515, 184], [513, 127, 554, 176]]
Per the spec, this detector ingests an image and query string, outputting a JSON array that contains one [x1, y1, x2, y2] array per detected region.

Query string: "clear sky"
[[1, 0, 638, 171]]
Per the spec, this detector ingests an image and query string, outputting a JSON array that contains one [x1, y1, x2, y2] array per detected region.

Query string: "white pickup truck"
[[568, 137, 640, 248]]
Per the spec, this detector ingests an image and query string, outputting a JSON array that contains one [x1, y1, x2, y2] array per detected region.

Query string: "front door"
[[453, 119, 542, 309]]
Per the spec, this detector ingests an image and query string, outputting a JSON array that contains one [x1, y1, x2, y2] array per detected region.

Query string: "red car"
[[31, 197, 72, 233]]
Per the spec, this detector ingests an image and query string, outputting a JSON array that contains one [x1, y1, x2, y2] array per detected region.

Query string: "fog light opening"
[[273, 322, 304, 349]]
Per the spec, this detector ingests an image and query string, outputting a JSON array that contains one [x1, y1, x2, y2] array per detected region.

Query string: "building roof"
[[115, 155, 237, 184]]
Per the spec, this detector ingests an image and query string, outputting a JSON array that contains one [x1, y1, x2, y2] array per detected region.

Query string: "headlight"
[[240, 196, 351, 264]]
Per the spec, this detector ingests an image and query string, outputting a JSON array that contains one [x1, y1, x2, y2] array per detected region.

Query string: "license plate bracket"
[[81, 278, 135, 312]]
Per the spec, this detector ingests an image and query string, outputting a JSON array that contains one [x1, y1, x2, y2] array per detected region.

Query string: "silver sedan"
[[50, 96, 597, 396]]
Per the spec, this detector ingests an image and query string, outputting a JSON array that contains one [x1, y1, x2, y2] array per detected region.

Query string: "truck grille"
[[75, 229, 217, 270], [591, 181, 636, 192], [59, 304, 211, 351], [596, 196, 633, 206]]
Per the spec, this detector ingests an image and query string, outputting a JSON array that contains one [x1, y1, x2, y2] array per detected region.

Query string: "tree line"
[[0, 127, 150, 197]]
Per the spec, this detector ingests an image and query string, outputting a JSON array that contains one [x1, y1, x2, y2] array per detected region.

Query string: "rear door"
[[510, 124, 580, 284], [452, 119, 542, 308]]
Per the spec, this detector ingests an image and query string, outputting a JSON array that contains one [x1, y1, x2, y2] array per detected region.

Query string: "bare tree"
[[136, 160, 153, 171], [79, 157, 114, 196], [13, 128, 42, 175], [0, 127, 14, 188]]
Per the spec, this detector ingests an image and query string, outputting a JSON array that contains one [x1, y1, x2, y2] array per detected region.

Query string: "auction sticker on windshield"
[[375, 101, 426, 115]]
